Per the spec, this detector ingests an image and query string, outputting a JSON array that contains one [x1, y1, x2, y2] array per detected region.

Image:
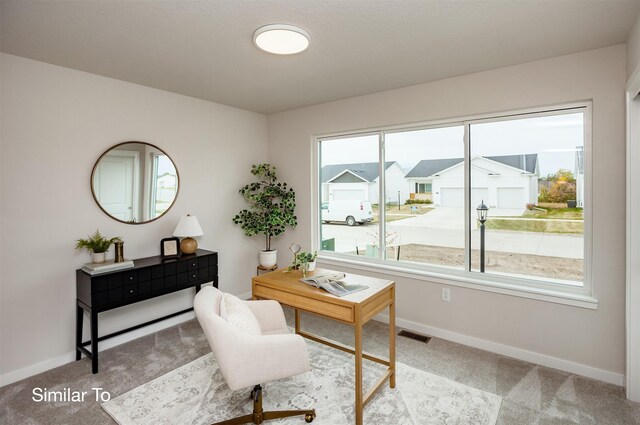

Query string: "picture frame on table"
[[161, 237, 181, 259]]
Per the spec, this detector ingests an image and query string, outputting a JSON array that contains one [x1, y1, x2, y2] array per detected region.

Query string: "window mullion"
[[379, 131, 386, 261], [464, 123, 471, 272]]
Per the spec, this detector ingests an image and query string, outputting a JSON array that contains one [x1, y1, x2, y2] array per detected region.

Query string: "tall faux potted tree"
[[233, 164, 297, 268]]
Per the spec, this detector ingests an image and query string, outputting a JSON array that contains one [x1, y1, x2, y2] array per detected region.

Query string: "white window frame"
[[312, 101, 597, 309]]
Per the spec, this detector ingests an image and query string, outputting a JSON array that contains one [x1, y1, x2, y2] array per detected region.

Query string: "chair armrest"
[[244, 300, 288, 334]]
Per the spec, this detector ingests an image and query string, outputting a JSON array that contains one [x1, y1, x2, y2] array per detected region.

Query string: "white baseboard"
[[375, 313, 624, 386], [0, 311, 195, 388]]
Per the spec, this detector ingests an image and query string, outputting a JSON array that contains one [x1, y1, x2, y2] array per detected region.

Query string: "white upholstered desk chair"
[[194, 286, 316, 425]]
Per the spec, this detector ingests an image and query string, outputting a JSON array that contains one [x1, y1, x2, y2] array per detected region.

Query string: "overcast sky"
[[321, 113, 584, 177]]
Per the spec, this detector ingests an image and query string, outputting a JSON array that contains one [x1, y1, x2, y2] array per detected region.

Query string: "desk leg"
[[389, 298, 396, 388], [354, 307, 363, 425], [91, 310, 98, 374], [75, 304, 83, 361], [294, 309, 301, 334]]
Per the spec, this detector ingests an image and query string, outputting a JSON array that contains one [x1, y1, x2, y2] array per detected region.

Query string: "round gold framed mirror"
[[91, 141, 180, 224]]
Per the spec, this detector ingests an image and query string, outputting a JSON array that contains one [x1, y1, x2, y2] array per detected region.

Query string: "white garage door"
[[333, 189, 365, 200], [440, 188, 463, 207], [498, 188, 524, 209], [471, 188, 489, 209], [440, 188, 488, 208]]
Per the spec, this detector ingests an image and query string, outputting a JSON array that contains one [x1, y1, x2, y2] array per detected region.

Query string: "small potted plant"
[[301, 251, 318, 272], [287, 251, 318, 274], [75, 229, 121, 264]]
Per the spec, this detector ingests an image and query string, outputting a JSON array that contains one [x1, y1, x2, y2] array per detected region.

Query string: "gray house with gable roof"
[[405, 154, 539, 209], [321, 161, 409, 204]]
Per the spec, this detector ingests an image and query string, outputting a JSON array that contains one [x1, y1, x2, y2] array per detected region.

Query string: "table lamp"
[[173, 214, 204, 254]]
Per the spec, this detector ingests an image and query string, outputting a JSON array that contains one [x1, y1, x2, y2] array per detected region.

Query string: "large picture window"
[[317, 105, 589, 293]]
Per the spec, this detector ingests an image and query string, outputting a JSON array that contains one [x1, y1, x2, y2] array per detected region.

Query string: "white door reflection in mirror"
[[91, 142, 179, 224], [93, 150, 138, 221]]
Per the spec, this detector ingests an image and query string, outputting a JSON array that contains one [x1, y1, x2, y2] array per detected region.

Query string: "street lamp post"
[[476, 200, 489, 273]]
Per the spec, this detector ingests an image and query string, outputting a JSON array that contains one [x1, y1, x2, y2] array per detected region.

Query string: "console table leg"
[[91, 310, 98, 374], [75, 305, 83, 361]]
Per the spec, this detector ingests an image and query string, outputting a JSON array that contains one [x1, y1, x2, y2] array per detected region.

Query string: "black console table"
[[76, 249, 218, 373]]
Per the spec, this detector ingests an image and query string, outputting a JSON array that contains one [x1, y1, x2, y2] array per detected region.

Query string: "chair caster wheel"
[[305, 412, 316, 423]]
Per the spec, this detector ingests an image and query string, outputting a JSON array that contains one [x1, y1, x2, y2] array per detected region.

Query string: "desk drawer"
[[253, 285, 354, 323]]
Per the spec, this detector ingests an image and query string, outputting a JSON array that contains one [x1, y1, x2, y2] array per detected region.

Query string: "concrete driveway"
[[321, 206, 583, 259], [390, 207, 525, 229]]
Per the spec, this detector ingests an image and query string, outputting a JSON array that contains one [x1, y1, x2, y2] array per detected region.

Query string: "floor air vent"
[[398, 330, 431, 344]]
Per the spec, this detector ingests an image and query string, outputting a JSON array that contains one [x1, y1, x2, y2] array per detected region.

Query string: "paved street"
[[321, 207, 583, 259]]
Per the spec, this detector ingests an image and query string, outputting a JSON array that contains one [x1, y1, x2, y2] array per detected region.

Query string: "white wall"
[[268, 45, 627, 381], [383, 163, 410, 205], [628, 12, 640, 80], [0, 54, 268, 383]]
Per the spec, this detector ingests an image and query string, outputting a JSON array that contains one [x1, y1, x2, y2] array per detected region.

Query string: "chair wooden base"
[[211, 385, 316, 425]]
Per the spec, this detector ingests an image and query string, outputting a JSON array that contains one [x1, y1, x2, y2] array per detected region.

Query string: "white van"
[[321, 200, 373, 226]]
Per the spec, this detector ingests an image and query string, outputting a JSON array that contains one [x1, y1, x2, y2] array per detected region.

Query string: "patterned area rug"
[[103, 339, 501, 424]]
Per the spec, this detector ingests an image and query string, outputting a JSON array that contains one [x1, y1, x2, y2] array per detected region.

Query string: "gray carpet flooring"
[[1, 309, 639, 424]]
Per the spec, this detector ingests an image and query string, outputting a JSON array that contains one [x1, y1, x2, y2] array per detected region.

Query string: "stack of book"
[[81, 259, 134, 275]]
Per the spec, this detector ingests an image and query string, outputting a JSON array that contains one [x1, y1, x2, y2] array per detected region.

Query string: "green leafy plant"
[[75, 229, 120, 253], [287, 251, 317, 271], [233, 164, 297, 251]]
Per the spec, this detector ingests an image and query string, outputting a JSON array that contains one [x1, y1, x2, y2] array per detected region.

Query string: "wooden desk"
[[252, 268, 395, 425]]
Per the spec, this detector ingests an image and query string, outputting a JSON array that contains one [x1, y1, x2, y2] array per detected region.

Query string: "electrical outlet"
[[442, 287, 451, 302]]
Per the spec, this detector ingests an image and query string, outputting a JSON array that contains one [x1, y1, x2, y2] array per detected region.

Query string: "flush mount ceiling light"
[[253, 24, 310, 55]]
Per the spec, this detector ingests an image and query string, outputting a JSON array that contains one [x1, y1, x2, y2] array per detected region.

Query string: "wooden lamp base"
[[180, 237, 198, 254]]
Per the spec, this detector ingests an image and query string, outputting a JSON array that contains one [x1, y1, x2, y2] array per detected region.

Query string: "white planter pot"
[[259, 249, 277, 268], [92, 252, 106, 264], [307, 261, 316, 272]]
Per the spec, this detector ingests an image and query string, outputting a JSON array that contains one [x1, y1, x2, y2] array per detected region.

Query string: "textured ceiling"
[[2, 0, 639, 114]]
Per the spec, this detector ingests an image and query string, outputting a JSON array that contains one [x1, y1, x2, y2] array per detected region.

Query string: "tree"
[[539, 169, 576, 203], [232, 164, 297, 251]]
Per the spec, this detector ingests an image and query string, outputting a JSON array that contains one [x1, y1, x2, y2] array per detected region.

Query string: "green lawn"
[[485, 206, 583, 234], [485, 219, 583, 234], [522, 207, 583, 220]]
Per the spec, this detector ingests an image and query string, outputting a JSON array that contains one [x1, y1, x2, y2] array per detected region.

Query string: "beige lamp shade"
[[173, 214, 204, 254]]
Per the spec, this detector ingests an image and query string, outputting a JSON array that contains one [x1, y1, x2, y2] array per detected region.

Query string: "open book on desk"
[[299, 272, 368, 297]]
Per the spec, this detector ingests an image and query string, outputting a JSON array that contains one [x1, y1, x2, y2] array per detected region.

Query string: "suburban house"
[[405, 154, 539, 209], [4, 2, 640, 424], [320, 161, 409, 204]]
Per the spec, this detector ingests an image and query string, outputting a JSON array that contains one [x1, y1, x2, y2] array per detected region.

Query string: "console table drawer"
[[164, 262, 177, 276], [138, 268, 151, 281], [108, 287, 123, 303], [165, 274, 177, 288], [151, 278, 164, 292], [123, 271, 137, 284], [139, 281, 151, 295], [187, 258, 200, 270], [124, 283, 138, 299]]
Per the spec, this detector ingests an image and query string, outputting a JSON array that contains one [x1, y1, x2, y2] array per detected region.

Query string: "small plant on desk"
[[287, 251, 318, 272]]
